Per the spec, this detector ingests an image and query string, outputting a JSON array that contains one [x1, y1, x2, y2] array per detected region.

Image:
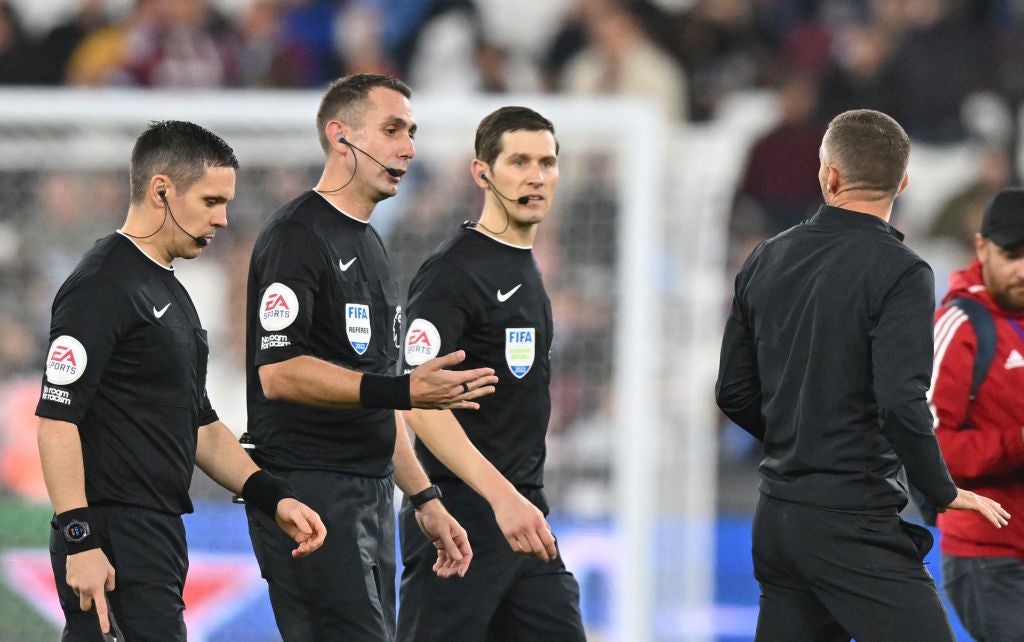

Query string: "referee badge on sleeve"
[[404, 318, 440, 366], [505, 328, 535, 378]]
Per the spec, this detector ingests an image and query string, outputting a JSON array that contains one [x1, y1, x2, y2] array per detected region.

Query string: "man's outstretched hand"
[[947, 488, 1011, 528], [410, 350, 497, 410]]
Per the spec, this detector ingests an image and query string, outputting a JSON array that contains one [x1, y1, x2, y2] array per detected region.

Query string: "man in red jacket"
[[932, 187, 1024, 640]]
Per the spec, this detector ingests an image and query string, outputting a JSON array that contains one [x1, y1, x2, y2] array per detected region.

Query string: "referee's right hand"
[[65, 548, 116, 635], [410, 350, 498, 410]]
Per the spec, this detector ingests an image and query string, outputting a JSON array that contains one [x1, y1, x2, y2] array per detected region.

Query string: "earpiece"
[[157, 188, 167, 200]]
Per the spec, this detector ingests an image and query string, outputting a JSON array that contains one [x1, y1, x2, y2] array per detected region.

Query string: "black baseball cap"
[[982, 188, 1024, 249]]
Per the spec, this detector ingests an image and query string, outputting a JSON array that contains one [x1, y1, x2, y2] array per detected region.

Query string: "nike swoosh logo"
[[497, 284, 522, 302], [339, 257, 357, 272], [153, 303, 171, 318]]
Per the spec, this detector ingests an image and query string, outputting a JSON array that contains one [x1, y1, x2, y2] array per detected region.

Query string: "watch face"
[[64, 520, 90, 542]]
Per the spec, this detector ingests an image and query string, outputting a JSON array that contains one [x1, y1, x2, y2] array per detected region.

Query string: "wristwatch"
[[63, 519, 91, 544], [409, 484, 442, 509]]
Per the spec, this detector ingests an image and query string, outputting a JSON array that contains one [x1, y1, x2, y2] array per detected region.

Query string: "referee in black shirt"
[[716, 109, 1009, 641], [245, 75, 495, 641], [36, 121, 325, 641], [396, 107, 585, 641]]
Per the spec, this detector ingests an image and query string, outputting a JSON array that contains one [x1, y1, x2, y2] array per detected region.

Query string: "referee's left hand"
[[414, 500, 473, 578], [274, 498, 327, 558]]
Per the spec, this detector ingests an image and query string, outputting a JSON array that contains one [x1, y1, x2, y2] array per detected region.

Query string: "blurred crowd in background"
[[2, 0, 1024, 513], [2, 0, 1023, 255], [0, 0, 1021, 128]]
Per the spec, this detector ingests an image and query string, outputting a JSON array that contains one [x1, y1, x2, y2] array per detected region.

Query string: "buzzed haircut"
[[129, 120, 238, 203], [315, 74, 412, 153], [475, 106, 559, 167], [823, 109, 910, 195]]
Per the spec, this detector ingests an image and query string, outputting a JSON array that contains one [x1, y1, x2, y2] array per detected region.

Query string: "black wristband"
[[409, 484, 443, 509], [360, 372, 412, 410], [56, 507, 100, 555], [241, 470, 295, 519]]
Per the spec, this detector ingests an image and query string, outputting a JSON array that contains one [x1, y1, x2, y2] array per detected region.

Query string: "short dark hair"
[[129, 120, 238, 203], [823, 109, 910, 194], [315, 74, 412, 152], [474, 106, 558, 167]]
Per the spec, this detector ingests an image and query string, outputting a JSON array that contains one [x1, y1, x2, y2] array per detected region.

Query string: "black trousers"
[[752, 494, 955, 642], [50, 505, 188, 642], [247, 469, 396, 642], [397, 482, 586, 642]]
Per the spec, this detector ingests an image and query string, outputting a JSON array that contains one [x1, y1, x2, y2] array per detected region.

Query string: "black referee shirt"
[[716, 205, 957, 512], [246, 191, 399, 475], [36, 233, 217, 515], [402, 226, 552, 488]]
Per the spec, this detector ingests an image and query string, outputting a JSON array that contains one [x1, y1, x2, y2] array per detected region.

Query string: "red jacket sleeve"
[[932, 305, 1024, 481]]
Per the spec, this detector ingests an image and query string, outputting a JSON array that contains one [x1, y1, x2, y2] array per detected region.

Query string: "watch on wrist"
[[409, 484, 442, 509], [63, 519, 91, 543]]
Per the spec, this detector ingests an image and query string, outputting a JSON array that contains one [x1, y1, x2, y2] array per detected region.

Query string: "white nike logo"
[[339, 257, 357, 272], [153, 303, 171, 318], [497, 284, 522, 302]]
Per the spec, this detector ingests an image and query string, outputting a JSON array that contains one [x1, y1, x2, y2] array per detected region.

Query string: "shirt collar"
[[808, 205, 905, 241]]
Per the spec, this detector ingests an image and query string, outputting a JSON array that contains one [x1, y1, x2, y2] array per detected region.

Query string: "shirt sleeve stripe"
[[930, 306, 967, 396]]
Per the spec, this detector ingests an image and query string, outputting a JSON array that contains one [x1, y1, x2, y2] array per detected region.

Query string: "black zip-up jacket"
[[716, 205, 957, 512]]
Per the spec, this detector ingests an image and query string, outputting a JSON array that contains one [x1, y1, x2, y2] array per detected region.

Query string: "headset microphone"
[[338, 136, 402, 178], [480, 173, 530, 205], [160, 189, 208, 247]]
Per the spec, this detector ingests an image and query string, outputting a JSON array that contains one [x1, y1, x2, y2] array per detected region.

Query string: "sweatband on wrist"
[[359, 372, 412, 410], [56, 507, 100, 555], [241, 470, 295, 519]]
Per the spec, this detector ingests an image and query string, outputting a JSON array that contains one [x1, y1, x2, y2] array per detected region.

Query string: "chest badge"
[[346, 303, 371, 355], [505, 327, 535, 379]]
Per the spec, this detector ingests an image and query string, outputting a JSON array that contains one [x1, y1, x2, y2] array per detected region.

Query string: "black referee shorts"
[[752, 493, 956, 642], [246, 468, 396, 642], [50, 505, 188, 641], [397, 482, 585, 642]]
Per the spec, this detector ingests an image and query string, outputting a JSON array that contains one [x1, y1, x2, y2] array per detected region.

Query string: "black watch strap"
[[55, 507, 100, 554], [409, 484, 442, 509]]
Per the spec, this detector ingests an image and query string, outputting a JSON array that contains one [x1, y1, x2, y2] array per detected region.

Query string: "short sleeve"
[[402, 258, 470, 372], [36, 275, 129, 424], [251, 222, 323, 367]]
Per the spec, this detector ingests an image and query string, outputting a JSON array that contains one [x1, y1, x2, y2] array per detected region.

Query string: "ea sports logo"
[[404, 318, 440, 366], [259, 283, 299, 331], [45, 335, 87, 385]]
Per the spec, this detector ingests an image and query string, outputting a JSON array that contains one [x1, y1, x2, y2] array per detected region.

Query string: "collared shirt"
[[36, 233, 216, 515], [245, 191, 400, 476], [401, 226, 553, 488], [717, 205, 957, 512]]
